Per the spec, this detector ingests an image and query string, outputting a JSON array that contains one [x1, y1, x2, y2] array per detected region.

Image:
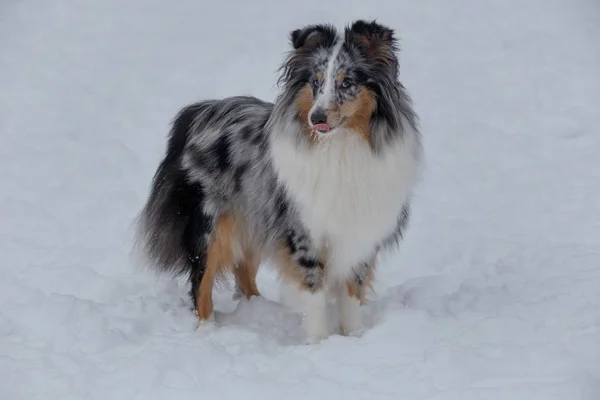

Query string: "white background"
[[1, 0, 599, 399]]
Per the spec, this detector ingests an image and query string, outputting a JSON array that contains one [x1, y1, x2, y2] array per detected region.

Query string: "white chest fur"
[[271, 127, 421, 282]]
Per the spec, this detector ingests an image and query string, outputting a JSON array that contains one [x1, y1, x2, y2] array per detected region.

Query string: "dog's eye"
[[312, 79, 321, 88], [341, 78, 353, 89]]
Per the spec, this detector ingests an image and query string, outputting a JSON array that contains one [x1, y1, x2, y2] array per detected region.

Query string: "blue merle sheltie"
[[134, 20, 423, 342]]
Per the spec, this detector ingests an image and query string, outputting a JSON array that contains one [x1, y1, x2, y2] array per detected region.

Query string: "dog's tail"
[[134, 105, 211, 277]]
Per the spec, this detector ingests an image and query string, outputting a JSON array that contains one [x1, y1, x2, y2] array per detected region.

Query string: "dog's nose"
[[310, 109, 327, 126]]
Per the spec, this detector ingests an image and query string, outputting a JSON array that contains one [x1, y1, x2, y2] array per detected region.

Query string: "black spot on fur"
[[285, 230, 297, 253], [297, 257, 319, 269], [210, 135, 231, 171], [274, 189, 289, 222], [189, 145, 208, 170], [251, 131, 264, 146], [233, 163, 249, 192], [297, 244, 308, 253], [240, 125, 253, 141], [296, 235, 309, 253]]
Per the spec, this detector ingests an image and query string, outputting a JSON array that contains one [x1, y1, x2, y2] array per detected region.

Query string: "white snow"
[[1, 0, 599, 399]]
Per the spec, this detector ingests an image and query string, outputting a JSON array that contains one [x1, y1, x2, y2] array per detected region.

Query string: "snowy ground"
[[1, 0, 600, 399]]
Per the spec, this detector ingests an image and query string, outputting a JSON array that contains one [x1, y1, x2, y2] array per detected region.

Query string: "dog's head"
[[278, 20, 403, 143]]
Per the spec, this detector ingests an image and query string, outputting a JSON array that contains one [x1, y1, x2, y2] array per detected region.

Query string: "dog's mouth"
[[311, 123, 331, 134], [310, 118, 347, 135]]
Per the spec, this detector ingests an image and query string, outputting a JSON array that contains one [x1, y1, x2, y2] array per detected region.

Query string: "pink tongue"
[[312, 123, 331, 133]]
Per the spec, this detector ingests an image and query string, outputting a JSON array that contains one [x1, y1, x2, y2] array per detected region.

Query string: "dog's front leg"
[[336, 261, 375, 337], [278, 229, 328, 343]]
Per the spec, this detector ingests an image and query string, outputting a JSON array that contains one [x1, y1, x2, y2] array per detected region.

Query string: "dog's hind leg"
[[185, 208, 213, 321], [232, 253, 261, 300], [190, 213, 237, 321]]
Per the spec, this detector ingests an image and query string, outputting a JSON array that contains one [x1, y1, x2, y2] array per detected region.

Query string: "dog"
[[134, 20, 423, 342]]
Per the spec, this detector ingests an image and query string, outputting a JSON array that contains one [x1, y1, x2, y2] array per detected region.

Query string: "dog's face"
[[284, 21, 400, 140], [296, 45, 377, 138]]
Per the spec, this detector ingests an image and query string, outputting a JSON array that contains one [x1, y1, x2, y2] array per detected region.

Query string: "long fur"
[[134, 20, 423, 341]]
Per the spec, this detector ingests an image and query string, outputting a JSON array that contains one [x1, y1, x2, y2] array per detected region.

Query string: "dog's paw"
[[301, 317, 330, 344], [232, 290, 243, 301], [340, 325, 365, 338], [195, 313, 215, 330], [303, 332, 329, 345]]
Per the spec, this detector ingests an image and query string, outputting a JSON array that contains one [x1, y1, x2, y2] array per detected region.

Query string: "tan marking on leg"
[[233, 253, 261, 299], [274, 246, 328, 342], [195, 214, 237, 320], [347, 264, 376, 305], [273, 244, 312, 290]]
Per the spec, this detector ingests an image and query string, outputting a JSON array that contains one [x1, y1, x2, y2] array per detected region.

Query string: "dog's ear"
[[290, 24, 337, 50], [346, 20, 398, 66]]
